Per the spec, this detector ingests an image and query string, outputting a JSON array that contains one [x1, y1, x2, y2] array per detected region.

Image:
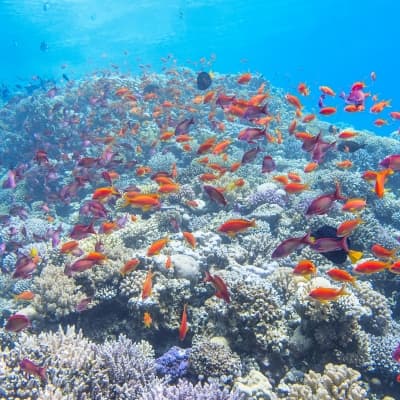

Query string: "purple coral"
[[141, 378, 244, 400], [155, 346, 190, 383]]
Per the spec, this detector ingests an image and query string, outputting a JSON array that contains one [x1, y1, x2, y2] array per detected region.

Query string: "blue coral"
[[155, 346, 191, 383]]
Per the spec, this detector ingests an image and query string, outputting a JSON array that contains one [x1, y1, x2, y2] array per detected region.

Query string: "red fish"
[[293, 260, 317, 279], [218, 219, 256, 237], [19, 358, 46, 381], [141, 270, 154, 299], [327, 268, 356, 286], [306, 181, 345, 215], [5, 314, 31, 332], [354, 260, 390, 274], [204, 271, 230, 303], [183, 231, 196, 249], [179, 304, 189, 341], [272, 233, 312, 258], [147, 237, 169, 256], [309, 285, 348, 303], [371, 244, 398, 260]]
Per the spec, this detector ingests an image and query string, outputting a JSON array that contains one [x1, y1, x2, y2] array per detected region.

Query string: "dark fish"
[[261, 155, 276, 173], [5, 314, 30, 332], [69, 222, 96, 240], [62, 74, 69, 82], [241, 147, 261, 164], [175, 117, 194, 136], [80, 200, 107, 219], [310, 225, 350, 264], [196, 71, 212, 90], [203, 185, 227, 206], [40, 41, 48, 52], [337, 141, 365, 153]]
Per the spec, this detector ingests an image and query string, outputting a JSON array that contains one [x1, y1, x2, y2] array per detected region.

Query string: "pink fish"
[[19, 358, 46, 381], [272, 233, 312, 258], [69, 222, 96, 240], [5, 314, 31, 332], [380, 155, 400, 171], [65, 258, 97, 276], [203, 185, 227, 206], [306, 181, 346, 215]]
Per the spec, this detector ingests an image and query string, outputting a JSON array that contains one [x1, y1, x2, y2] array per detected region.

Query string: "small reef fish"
[[272, 233, 312, 259], [204, 271, 230, 303], [292, 260, 317, 280], [342, 198, 367, 213], [120, 258, 140, 276], [336, 218, 363, 237], [327, 268, 357, 286], [261, 155, 276, 173], [203, 185, 227, 206], [75, 297, 92, 312], [179, 304, 189, 341], [297, 82, 310, 96], [309, 285, 348, 303], [380, 154, 400, 171], [319, 86, 336, 96], [319, 106, 337, 115], [147, 237, 169, 256], [182, 231, 196, 249], [141, 270, 154, 300], [5, 314, 31, 332], [237, 72, 252, 84], [14, 291, 35, 301], [19, 358, 46, 382], [306, 181, 346, 216], [143, 312, 152, 328], [217, 218, 256, 237], [353, 260, 390, 274], [175, 117, 195, 136], [371, 244, 398, 260]]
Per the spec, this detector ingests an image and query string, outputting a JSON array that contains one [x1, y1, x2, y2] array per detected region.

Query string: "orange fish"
[[273, 175, 289, 185], [176, 134, 193, 143], [230, 161, 241, 173], [179, 304, 189, 341], [336, 160, 353, 169], [288, 119, 297, 135], [143, 312, 152, 328], [287, 172, 302, 183], [302, 114, 315, 123], [237, 72, 251, 84], [297, 82, 310, 96], [354, 260, 389, 274], [304, 162, 318, 173], [14, 291, 35, 301], [293, 260, 317, 279], [199, 173, 220, 182], [342, 198, 367, 213], [336, 218, 363, 237], [319, 86, 336, 96], [100, 221, 118, 234], [141, 270, 154, 299], [371, 244, 398, 260], [284, 182, 309, 193], [370, 100, 391, 113], [165, 254, 172, 269], [217, 218, 256, 237], [85, 252, 108, 263], [309, 285, 348, 303], [295, 131, 314, 140], [344, 104, 364, 112], [197, 137, 216, 154], [327, 268, 356, 286], [183, 231, 196, 249], [136, 166, 152, 176], [374, 168, 394, 198], [319, 106, 337, 115], [123, 193, 161, 212], [338, 130, 358, 139], [158, 183, 180, 194], [285, 94, 302, 109], [374, 118, 388, 126], [388, 261, 400, 274], [120, 258, 140, 276], [390, 111, 400, 120], [147, 237, 169, 256], [212, 139, 231, 155], [60, 240, 80, 254], [92, 187, 120, 202], [203, 91, 215, 103], [154, 176, 175, 185], [160, 131, 174, 141]]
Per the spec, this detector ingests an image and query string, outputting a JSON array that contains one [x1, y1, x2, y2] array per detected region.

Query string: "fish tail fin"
[[302, 232, 314, 245], [38, 367, 47, 382], [203, 271, 212, 283], [348, 249, 363, 264], [339, 285, 350, 296], [250, 219, 256, 228]]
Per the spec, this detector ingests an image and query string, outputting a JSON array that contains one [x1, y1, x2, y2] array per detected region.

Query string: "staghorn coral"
[[31, 263, 86, 320], [284, 363, 369, 400]]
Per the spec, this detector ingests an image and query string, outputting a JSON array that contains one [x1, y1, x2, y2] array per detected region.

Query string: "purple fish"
[[5, 314, 31, 332], [393, 343, 400, 363], [306, 182, 346, 216], [75, 297, 92, 312], [241, 147, 261, 165], [380, 155, 400, 171], [175, 117, 194, 136], [238, 127, 266, 143], [19, 358, 47, 382], [80, 200, 107, 219], [203, 185, 227, 206], [261, 155, 276, 173], [310, 236, 348, 253], [65, 258, 97, 276], [272, 233, 312, 259], [69, 222, 96, 240], [243, 104, 268, 120], [2, 170, 16, 189], [13, 256, 37, 279]]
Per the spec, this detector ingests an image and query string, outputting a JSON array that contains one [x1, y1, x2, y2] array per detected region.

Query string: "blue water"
[[0, 0, 399, 134]]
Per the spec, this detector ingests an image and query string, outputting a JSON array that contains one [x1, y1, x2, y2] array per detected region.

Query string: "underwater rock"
[[172, 254, 200, 281]]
